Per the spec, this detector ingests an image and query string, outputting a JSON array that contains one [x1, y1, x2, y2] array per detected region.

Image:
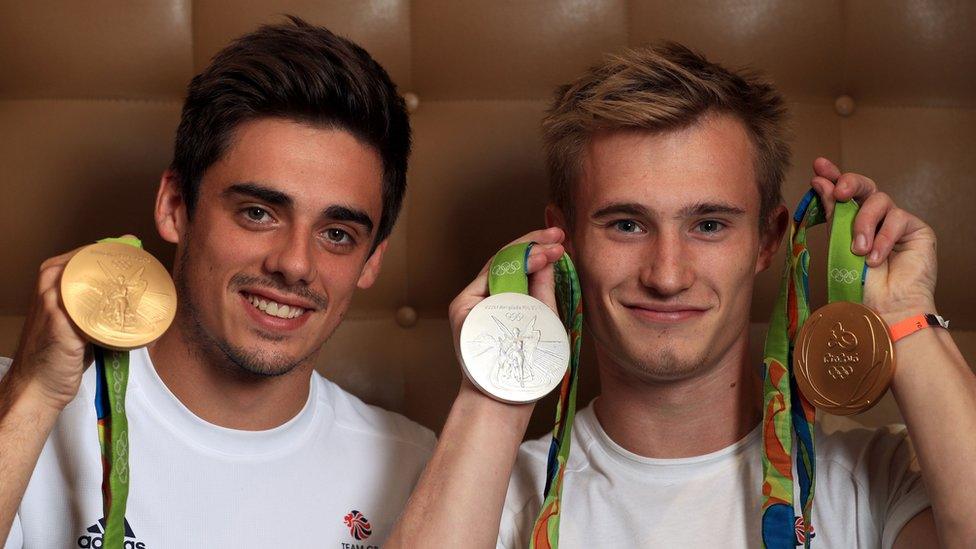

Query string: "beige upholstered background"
[[1, 1, 974, 437]]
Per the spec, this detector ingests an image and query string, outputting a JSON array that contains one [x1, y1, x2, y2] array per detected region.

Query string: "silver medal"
[[459, 293, 570, 403]]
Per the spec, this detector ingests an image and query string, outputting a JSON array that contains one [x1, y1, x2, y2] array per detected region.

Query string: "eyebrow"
[[678, 201, 747, 217], [591, 202, 652, 220], [591, 200, 747, 221], [324, 205, 374, 235], [223, 183, 292, 207]]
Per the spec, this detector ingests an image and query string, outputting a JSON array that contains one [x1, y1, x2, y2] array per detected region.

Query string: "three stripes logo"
[[77, 517, 146, 548], [343, 510, 372, 541]]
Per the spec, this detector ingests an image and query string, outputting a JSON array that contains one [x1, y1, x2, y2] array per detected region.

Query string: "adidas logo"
[[77, 517, 147, 548]]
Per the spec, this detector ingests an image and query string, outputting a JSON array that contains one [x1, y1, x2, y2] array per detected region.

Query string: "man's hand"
[[448, 227, 566, 368], [0, 246, 93, 543], [388, 227, 566, 549], [811, 157, 976, 547], [6, 247, 91, 412], [809, 157, 938, 322]]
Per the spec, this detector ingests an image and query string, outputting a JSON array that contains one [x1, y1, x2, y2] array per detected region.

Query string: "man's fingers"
[[835, 172, 878, 203], [525, 243, 565, 275], [811, 175, 837, 219], [451, 229, 566, 321], [813, 157, 842, 181], [811, 157, 880, 211], [867, 208, 910, 266], [851, 192, 895, 255], [504, 227, 564, 249]]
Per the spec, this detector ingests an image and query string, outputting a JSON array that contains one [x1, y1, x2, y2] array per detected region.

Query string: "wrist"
[[875, 302, 938, 327], [1, 366, 71, 416], [456, 378, 535, 432]]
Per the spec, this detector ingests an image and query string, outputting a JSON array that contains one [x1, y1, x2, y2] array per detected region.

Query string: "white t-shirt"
[[499, 403, 929, 548], [1, 349, 435, 548]]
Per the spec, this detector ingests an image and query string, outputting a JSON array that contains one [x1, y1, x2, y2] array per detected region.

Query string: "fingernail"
[[854, 234, 866, 253], [869, 250, 880, 263]]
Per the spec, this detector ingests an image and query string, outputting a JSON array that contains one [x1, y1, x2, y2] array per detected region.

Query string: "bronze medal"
[[61, 241, 176, 350], [793, 301, 894, 415]]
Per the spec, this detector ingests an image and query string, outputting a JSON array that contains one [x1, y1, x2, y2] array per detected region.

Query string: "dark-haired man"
[[391, 44, 975, 547], [0, 18, 433, 547]]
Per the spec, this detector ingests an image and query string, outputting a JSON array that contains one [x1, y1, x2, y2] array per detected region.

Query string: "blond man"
[[390, 44, 975, 548]]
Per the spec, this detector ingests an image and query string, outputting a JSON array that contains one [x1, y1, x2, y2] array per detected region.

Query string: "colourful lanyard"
[[93, 237, 136, 549], [517, 245, 582, 549], [761, 190, 864, 547]]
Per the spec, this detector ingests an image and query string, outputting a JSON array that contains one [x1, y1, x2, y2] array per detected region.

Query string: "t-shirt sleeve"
[[496, 448, 544, 549], [870, 426, 930, 549], [496, 502, 527, 549], [3, 515, 23, 548], [827, 422, 930, 549]]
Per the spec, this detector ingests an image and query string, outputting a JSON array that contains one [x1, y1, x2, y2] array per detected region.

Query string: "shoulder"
[[814, 416, 929, 545], [815, 417, 919, 481], [313, 372, 436, 455]]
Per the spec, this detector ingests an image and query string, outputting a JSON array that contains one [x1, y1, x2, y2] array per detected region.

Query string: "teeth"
[[246, 294, 306, 319]]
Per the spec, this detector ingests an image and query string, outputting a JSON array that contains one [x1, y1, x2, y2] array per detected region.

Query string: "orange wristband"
[[889, 313, 949, 342]]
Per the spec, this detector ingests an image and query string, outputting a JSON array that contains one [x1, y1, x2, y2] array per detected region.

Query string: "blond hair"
[[542, 42, 790, 231]]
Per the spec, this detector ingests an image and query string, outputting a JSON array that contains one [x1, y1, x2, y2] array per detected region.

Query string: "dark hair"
[[544, 42, 790, 233], [171, 15, 410, 249]]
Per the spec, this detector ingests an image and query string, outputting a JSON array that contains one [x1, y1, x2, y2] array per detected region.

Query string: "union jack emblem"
[[343, 510, 372, 541], [794, 515, 816, 545]]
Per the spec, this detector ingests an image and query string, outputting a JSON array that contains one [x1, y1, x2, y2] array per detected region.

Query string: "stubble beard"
[[632, 343, 710, 382], [172, 239, 317, 379], [599, 323, 713, 383]]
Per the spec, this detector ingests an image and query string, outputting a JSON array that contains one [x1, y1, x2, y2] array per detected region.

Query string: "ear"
[[357, 239, 388, 289], [755, 204, 789, 274], [155, 170, 188, 244], [545, 203, 575, 256]]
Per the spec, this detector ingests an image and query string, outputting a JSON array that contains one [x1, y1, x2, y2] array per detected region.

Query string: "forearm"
[[0, 371, 61, 543], [387, 381, 533, 549], [889, 326, 976, 548]]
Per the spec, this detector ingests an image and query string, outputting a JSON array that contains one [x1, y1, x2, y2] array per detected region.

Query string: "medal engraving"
[[61, 242, 177, 350], [460, 293, 570, 403], [794, 301, 894, 415]]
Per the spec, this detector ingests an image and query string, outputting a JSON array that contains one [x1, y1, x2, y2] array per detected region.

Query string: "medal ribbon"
[[485, 243, 583, 549], [93, 236, 137, 548], [760, 190, 864, 548], [482, 242, 581, 549]]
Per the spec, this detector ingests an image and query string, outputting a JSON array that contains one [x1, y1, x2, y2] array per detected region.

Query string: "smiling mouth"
[[624, 305, 708, 323], [241, 292, 309, 320]]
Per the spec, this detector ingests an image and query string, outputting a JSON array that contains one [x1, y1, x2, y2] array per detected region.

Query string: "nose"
[[263, 225, 317, 286], [638, 228, 695, 297]]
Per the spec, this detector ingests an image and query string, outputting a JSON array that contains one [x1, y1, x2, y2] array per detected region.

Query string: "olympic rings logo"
[[830, 268, 859, 285], [491, 260, 522, 277]]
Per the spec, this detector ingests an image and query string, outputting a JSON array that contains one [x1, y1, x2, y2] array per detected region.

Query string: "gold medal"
[[60, 241, 176, 350], [793, 301, 895, 415]]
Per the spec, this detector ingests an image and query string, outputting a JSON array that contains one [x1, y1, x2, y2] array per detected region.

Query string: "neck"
[[593, 331, 761, 459], [147, 320, 313, 431]]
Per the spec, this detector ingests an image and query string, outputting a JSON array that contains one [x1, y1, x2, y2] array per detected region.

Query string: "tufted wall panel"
[[1, 1, 973, 438]]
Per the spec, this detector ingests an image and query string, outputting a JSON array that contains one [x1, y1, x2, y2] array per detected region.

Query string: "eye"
[[612, 220, 644, 234], [695, 220, 726, 234], [324, 228, 354, 246], [243, 206, 273, 224]]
